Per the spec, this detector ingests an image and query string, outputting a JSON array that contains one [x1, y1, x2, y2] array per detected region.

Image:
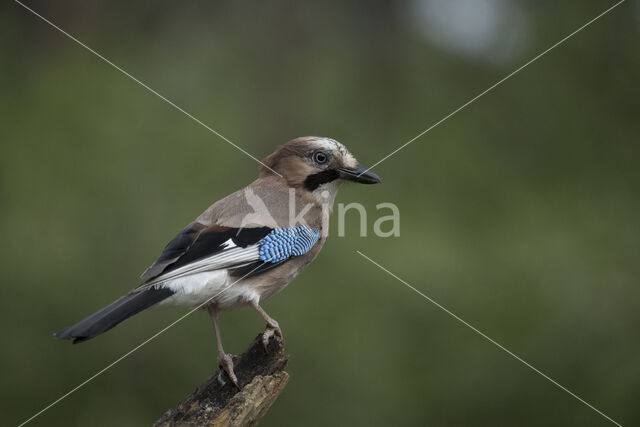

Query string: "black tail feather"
[[55, 287, 175, 343]]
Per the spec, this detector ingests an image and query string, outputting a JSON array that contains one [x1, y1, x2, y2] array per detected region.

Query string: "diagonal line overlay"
[[14, 0, 282, 177], [17, 264, 264, 427], [357, 251, 623, 427], [359, 0, 626, 176]]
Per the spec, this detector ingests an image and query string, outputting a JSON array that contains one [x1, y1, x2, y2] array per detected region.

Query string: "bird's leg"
[[207, 305, 239, 388], [251, 300, 283, 349]]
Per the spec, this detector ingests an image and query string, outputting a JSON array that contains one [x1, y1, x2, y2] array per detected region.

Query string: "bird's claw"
[[262, 320, 283, 350], [218, 352, 240, 389]]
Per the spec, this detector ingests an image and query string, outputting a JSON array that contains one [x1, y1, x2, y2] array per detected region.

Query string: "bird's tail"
[[54, 287, 175, 343]]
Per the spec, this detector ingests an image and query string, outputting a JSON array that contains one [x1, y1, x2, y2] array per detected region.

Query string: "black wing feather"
[[140, 224, 272, 283]]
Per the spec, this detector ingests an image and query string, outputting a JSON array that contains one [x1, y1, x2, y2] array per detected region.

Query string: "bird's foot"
[[262, 319, 283, 350], [217, 351, 240, 389]]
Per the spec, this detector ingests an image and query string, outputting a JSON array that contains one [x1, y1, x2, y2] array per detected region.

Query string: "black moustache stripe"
[[303, 169, 340, 191]]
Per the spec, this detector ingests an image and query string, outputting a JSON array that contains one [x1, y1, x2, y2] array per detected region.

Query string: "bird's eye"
[[312, 150, 329, 165]]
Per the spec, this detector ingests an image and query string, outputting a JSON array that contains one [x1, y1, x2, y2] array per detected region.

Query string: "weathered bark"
[[154, 335, 288, 427]]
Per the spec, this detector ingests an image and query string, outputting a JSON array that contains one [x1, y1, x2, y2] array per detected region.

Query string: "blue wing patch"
[[259, 226, 321, 263]]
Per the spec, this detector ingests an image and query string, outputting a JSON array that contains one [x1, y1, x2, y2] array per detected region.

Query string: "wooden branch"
[[154, 335, 289, 427]]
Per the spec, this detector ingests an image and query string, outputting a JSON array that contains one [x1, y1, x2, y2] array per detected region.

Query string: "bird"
[[55, 136, 381, 387]]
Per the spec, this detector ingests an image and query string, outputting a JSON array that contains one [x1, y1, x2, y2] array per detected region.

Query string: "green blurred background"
[[2, 1, 639, 425]]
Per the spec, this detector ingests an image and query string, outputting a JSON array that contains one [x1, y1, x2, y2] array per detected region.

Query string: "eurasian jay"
[[55, 136, 381, 386]]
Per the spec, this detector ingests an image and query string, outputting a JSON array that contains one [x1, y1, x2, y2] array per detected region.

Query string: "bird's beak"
[[337, 165, 381, 184]]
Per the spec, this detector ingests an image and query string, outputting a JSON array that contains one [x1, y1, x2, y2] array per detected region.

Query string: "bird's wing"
[[139, 223, 321, 287], [139, 224, 272, 284], [139, 179, 323, 287]]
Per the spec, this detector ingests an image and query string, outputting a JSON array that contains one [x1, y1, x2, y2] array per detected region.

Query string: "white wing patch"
[[221, 238, 238, 250]]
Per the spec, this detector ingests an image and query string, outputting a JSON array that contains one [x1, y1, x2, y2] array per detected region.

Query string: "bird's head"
[[260, 136, 381, 200]]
